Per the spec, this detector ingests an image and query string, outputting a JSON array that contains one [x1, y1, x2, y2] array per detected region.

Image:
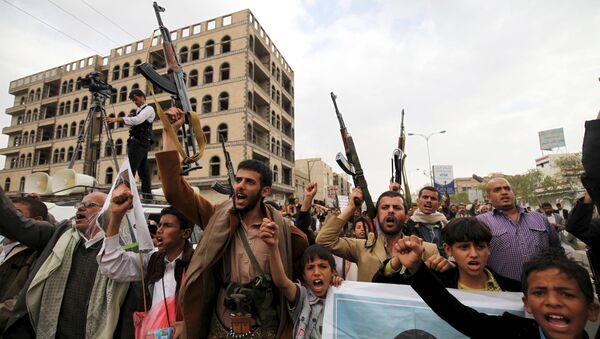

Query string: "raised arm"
[[259, 217, 298, 303], [156, 107, 215, 228], [582, 111, 600, 208], [315, 187, 362, 262], [0, 187, 54, 251], [295, 182, 318, 244], [396, 237, 510, 338], [566, 193, 600, 246], [97, 188, 147, 282]]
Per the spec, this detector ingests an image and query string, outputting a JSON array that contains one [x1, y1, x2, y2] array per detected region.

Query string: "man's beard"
[[236, 192, 262, 213]]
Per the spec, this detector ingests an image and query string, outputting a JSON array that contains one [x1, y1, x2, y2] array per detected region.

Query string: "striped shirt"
[[477, 206, 561, 281]]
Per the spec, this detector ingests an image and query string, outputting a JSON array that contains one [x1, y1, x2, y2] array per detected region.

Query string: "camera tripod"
[[68, 91, 119, 177]]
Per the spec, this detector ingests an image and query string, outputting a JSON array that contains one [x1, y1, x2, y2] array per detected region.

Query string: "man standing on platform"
[[105, 89, 155, 199]]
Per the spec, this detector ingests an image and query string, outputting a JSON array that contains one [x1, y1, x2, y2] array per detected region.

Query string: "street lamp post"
[[408, 130, 446, 185]]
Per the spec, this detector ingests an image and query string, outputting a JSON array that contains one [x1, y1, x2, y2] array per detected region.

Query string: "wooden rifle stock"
[[162, 42, 182, 73]]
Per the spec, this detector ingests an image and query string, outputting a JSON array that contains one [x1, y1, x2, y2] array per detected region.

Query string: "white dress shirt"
[[123, 104, 155, 127], [98, 235, 186, 307], [151, 252, 183, 307]]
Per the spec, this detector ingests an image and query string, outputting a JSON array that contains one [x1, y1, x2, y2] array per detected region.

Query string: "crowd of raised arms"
[[0, 104, 599, 339]]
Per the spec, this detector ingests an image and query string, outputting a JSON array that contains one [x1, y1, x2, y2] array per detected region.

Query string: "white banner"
[[323, 281, 524, 339], [99, 158, 154, 251]]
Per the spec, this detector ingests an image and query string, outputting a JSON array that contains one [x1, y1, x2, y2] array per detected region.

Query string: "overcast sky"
[[1, 0, 599, 198]]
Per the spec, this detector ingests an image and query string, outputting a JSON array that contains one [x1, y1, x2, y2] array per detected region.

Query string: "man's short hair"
[[418, 186, 439, 199], [353, 216, 368, 226], [160, 206, 193, 230], [128, 89, 146, 100], [375, 190, 407, 213], [301, 244, 336, 272], [541, 201, 552, 208], [238, 159, 272, 188], [521, 248, 595, 304], [12, 196, 48, 220], [442, 217, 492, 246]]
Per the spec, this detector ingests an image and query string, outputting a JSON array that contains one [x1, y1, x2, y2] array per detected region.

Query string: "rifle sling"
[[236, 222, 266, 277], [148, 83, 206, 164]]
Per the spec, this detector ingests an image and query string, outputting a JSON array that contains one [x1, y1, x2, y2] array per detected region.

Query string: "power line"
[[1, 0, 103, 54], [79, 0, 137, 40], [46, 0, 120, 45]]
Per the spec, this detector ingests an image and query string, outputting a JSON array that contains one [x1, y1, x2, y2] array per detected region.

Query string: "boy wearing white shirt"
[[99, 189, 193, 311]]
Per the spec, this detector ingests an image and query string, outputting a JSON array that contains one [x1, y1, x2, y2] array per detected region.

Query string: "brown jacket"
[[315, 216, 439, 282], [156, 150, 305, 339]]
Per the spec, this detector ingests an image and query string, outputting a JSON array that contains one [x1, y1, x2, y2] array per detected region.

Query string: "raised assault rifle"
[[392, 109, 412, 207], [330, 92, 376, 221], [137, 2, 201, 175]]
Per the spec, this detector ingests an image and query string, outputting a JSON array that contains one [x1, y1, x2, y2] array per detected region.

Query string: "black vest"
[[129, 105, 153, 145]]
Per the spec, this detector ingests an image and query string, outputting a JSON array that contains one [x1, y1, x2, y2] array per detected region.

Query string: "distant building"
[[333, 172, 351, 196], [295, 157, 351, 206], [294, 168, 310, 201], [295, 158, 333, 203], [535, 153, 581, 178], [0, 9, 295, 204], [535, 152, 584, 199], [454, 173, 505, 193]]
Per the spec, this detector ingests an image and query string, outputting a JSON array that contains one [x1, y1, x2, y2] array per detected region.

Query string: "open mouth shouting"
[[235, 191, 248, 206], [466, 260, 482, 272], [543, 313, 570, 332], [384, 215, 397, 226], [311, 279, 325, 295], [75, 211, 95, 228]]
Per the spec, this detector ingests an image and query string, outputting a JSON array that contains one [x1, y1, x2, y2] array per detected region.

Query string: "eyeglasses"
[[74, 201, 100, 209]]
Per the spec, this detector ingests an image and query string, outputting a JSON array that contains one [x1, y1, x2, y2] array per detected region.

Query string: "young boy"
[[259, 219, 341, 339], [394, 238, 599, 339], [373, 217, 521, 292]]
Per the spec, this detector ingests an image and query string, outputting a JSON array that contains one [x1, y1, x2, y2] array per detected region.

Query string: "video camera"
[[80, 72, 113, 97]]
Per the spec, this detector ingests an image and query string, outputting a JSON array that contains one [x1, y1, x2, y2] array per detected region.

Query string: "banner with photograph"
[[323, 281, 524, 339], [99, 158, 154, 251]]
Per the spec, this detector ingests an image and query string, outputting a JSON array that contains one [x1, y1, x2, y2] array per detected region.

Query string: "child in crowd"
[[393, 238, 599, 339], [373, 217, 521, 292], [259, 219, 342, 339]]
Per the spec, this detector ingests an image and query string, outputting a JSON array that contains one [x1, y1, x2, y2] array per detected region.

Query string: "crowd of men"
[[0, 101, 599, 339]]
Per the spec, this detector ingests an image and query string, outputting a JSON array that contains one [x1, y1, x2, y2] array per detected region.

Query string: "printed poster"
[[98, 158, 154, 252], [323, 281, 524, 339]]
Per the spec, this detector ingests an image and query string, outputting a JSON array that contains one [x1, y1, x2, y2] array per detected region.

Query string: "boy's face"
[[354, 221, 365, 238], [523, 268, 599, 339], [303, 257, 333, 298], [443, 241, 490, 278], [156, 214, 190, 252]]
